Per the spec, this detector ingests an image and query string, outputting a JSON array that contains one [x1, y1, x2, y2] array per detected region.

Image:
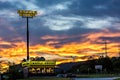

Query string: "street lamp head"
[[17, 10, 37, 18]]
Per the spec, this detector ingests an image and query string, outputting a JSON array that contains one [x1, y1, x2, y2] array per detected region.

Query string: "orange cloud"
[[85, 31, 120, 42], [0, 30, 120, 67]]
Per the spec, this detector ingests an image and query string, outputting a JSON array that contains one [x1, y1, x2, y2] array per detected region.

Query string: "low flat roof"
[[22, 61, 56, 67]]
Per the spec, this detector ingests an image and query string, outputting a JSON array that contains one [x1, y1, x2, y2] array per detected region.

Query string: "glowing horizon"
[[0, 30, 120, 64], [0, 0, 120, 71]]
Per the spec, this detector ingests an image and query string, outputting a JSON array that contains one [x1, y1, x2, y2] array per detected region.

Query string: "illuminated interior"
[[29, 67, 54, 74]]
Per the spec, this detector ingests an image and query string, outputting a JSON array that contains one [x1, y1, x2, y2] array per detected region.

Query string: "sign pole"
[[26, 17, 29, 60], [17, 10, 37, 61]]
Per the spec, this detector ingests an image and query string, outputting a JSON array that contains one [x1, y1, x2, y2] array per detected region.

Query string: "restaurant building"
[[22, 61, 56, 74]]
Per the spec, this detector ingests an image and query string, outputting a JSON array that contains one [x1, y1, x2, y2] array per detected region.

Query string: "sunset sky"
[[0, 0, 120, 65]]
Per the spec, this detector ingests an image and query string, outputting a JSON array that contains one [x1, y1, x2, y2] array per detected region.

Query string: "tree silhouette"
[[21, 58, 27, 62], [35, 56, 45, 61]]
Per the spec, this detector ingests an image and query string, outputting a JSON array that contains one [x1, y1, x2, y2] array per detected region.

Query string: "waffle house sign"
[[22, 61, 56, 67], [22, 61, 56, 74]]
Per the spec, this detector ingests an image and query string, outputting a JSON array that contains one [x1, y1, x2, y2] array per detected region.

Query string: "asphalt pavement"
[[73, 77, 120, 80]]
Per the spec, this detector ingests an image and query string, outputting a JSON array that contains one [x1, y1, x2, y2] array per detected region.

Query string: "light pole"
[[17, 10, 37, 60]]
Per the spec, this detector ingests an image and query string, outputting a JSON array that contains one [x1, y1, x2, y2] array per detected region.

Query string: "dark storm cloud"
[[0, 0, 120, 48], [0, 44, 13, 49], [0, 22, 16, 39], [68, 0, 120, 17], [0, 22, 20, 43], [0, 2, 14, 10], [66, 26, 100, 35], [99, 36, 120, 43], [35, 0, 70, 7], [0, 0, 120, 64], [29, 25, 101, 46]]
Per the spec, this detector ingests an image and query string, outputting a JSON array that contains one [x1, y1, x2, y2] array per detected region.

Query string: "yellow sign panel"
[[18, 10, 37, 17], [22, 61, 56, 67]]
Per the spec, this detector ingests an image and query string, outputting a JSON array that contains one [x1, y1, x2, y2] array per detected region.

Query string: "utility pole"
[[104, 40, 108, 57], [118, 45, 120, 57], [17, 10, 37, 60]]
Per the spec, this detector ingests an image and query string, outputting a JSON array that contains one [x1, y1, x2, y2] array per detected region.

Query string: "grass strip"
[[18, 77, 72, 80], [76, 74, 120, 78], [114, 78, 120, 80]]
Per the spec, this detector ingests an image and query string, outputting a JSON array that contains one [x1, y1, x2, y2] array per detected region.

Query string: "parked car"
[[64, 73, 76, 78], [2, 75, 10, 80], [56, 74, 65, 78]]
